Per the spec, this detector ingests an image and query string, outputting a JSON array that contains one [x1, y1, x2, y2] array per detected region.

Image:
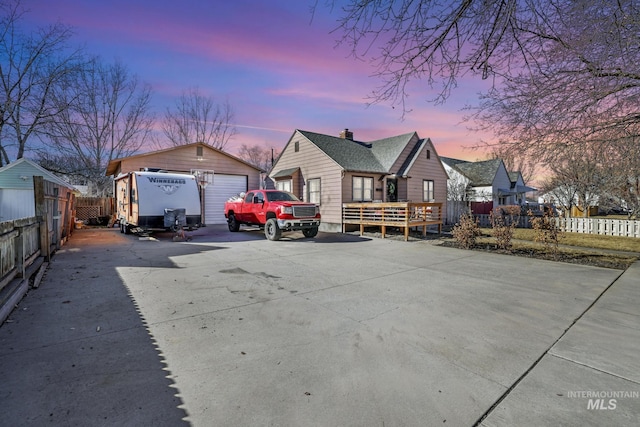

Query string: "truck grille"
[[293, 206, 316, 217]]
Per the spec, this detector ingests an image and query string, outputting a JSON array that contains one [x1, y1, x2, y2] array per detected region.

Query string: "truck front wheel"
[[227, 214, 240, 232], [303, 227, 318, 238], [265, 218, 282, 241]]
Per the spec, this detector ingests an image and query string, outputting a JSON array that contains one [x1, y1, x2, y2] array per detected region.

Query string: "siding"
[[271, 131, 344, 228], [117, 145, 261, 190], [0, 162, 37, 189], [389, 133, 420, 174], [342, 172, 383, 202], [402, 139, 449, 219], [0, 189, 35, 221], [492, 165, 513, 208]]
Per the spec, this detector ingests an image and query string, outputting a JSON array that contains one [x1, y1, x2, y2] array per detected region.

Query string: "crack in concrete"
[[547, 351, 640, 385], [472, 268, 626, 426]]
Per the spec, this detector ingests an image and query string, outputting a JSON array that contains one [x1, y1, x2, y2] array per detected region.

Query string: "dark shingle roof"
[[450, 158, 502, 186], [368, 132, 416, 171], [440, 157, 472, 168], [508, 171, 521, 183], [271, 167, 299, 178], [298, 130, 387, 173]]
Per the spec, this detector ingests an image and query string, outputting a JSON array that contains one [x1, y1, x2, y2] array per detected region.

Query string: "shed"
[[0, 158, 76, 222]]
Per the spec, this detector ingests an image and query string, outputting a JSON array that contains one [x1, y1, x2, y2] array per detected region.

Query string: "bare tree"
[[236, 143, 278, 171], [603, 136, 640, 219], [42, 57, 154, 196], [473, 0, 640, 163], [543, 150, 607, 217], [325, 1, 640, 163], [0, 0, 83, 166], [446, 173, 469, 202], [162, 87, 236, 150], [486, 142, 536, 183]]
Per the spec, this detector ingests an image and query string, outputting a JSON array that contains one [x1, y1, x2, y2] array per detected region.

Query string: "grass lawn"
[[468, 227, 640, 270], [506, 228, 640, 253]]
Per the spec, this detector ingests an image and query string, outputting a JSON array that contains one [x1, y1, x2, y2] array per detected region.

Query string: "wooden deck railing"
[[342, 202, 443, 241]]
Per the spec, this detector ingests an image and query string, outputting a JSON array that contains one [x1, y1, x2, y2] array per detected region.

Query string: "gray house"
[[441, 157, 535, 214], [270, 129, 448, 232]]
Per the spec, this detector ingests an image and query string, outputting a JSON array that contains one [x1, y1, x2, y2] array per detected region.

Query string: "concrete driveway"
[[1, 226, 638, 426]]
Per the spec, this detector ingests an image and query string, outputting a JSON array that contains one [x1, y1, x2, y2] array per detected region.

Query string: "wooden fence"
[[0, 217, 47, 324], [76, 197, 114, 223], [0, 176, 76, 324], [343, 202, 443, 241]]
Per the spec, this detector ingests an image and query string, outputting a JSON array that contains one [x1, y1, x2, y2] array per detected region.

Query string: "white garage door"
[[204, 174, 248, 224]]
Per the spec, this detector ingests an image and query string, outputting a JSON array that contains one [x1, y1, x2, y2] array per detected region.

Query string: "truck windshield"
[[266, 191, 299, 202]]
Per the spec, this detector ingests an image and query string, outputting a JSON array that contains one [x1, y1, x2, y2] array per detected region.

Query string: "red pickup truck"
[[224, 190, 321, 240]]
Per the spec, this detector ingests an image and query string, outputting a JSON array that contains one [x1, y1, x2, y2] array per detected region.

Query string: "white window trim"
[[353, 176, 374, 202]]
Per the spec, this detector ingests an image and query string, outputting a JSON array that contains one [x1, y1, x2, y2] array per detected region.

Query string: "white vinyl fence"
[[558, 217, 640, 238], [469, 214, 640, 238]]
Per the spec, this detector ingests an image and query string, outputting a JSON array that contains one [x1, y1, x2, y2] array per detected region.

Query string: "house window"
[[196, 145, 204, 160], [307, 178, 321, 205], [426, 149, 431, 159], [499, 196, 507, 205], [423, 180, 434, 202], [276, 179, 292, 192], [294, 141, 299, 152], [353, 176, 374, 201]]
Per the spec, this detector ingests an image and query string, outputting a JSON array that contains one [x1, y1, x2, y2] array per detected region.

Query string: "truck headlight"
[[281, 206, 293, 215], [315, 206, 320, 215]]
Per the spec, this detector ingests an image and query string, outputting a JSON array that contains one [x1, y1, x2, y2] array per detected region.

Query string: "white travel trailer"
[[115, 170, 201, 234]]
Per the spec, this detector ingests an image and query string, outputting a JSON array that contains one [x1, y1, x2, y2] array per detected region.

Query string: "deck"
[[342, 202, 443, 241]]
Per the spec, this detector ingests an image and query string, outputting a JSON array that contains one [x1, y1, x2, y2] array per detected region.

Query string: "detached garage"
[[106, 143, 262, 225]]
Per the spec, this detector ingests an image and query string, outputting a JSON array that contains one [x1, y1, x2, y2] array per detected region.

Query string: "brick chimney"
[[339, 128, 354, 140]]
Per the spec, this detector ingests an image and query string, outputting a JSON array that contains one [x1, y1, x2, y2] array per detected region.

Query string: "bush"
[[452, 213, 482, 249], [529, 207, 564, 256], [490, 207, 518, 251]]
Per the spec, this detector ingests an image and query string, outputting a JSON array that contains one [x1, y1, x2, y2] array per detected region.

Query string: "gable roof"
[[106, 142, 261, 176], [0, 158, 76, 190], [508, 171, 522, 184], [297, 130, 387, 173], [296, 130, 420, 175], [441, 158, 503, 186]]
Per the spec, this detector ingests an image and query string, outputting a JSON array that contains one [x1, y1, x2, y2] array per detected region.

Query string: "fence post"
[[33, 176, 50, 262], [15, 223, 25, 278]]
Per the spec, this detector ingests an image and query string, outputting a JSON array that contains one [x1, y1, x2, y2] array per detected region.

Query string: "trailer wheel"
[[264, 218, 281, 241], [227, 214, 240, 232], [303, 227, 318, 238], [123, 223, 131, 235]]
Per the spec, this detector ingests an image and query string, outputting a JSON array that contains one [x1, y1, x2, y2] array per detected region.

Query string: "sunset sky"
[[23, 0, 494, 160]]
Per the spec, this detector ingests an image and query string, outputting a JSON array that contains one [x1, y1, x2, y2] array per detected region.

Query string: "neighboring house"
[[508, 171, 536, 205], [539, 186, 599, 217], [270, 129, 448, 232], [441, 157, 535, 214], [106, 142, 262, 225], [0, 158, 77, 222]]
